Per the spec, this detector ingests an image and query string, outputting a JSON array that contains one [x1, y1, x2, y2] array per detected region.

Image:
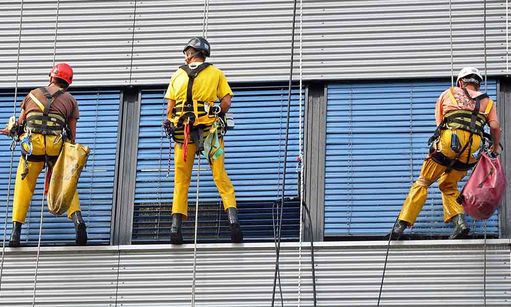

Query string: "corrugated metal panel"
[[0, 240, 509, 306], [324, 80, 499, 237], [0, 0, 135, 88], [1, 0, 508, 88], [132, 86, 301, 243], [0, 89, 120, 245]]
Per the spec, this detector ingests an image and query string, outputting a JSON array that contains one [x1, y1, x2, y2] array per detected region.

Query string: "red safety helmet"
[[49, 63, 73, 85]]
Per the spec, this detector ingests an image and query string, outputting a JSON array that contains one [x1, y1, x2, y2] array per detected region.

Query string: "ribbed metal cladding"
[[1, 0, 508, 88], [0, 0, 135, 88], [0, 240, 509, 306]]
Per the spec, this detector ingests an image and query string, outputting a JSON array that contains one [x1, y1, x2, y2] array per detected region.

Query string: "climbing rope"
[[191, 154, 201, 307], [483, 0, 488, 91], [449, 0, 454, 87], [297, 0, 305, 305], [271, 0, 299, 306], [202, 0, 210, 39], [190, 1, 211, 305], [482, 3, 488, 306], [128, 0, 138, 84], [32, 1, 61, 305], [0, 0, 25, 293], [483, 219, 487, 307]]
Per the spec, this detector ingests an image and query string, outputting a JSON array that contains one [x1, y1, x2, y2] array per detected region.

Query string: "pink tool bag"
[[458, 152, 507, 220]]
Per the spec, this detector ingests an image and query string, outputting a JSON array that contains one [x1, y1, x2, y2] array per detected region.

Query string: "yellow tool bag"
[[47, 142, 90, 215]]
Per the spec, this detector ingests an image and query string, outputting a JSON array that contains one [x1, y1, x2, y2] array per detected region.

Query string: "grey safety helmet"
[[456, 67, 483, 87], [183, 36, 211, 57]]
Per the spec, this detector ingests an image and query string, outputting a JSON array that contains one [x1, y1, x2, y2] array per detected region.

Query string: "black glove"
[[162, 119, 174, 139]]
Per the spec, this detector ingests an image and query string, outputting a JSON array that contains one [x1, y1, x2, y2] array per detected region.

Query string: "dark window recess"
[[132, 198, 300, 243]]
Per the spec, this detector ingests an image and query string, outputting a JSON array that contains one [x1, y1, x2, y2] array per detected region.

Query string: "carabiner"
[[20, 135, 33, 156]]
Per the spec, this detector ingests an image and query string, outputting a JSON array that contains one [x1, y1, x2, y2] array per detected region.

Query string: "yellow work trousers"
[[172, 139, 236, 217], [12, 133, 81, 224], [399, 129, 481, 225]]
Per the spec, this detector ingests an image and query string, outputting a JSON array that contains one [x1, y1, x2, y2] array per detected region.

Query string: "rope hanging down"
[[271, 0, 299, 303], [0, 0, 25, 293], [191, 0, 211, 305], [271, 0, 317, 306], [32, 1, 61, 306], [296, 0, 317, 306]]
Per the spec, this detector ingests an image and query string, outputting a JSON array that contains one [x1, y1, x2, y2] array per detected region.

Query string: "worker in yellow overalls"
[[389, 67, 501, 240], [164, 37, 242, 244], [1, 63, 87, 247]]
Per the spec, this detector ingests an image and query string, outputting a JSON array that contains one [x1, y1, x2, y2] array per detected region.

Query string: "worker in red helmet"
[[1, 63, 87, 247]]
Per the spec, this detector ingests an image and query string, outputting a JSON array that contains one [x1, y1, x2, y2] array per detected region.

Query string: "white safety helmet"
[[456, 67, 483, 86]]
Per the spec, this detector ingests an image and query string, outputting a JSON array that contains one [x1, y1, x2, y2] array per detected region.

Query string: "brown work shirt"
[[21, 85, 79, 121]]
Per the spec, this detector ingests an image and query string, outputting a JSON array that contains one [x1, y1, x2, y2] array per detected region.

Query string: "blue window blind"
[[132, 86, 302, 243], [0, 89, 120, 245], [324, 81, 499, 238]]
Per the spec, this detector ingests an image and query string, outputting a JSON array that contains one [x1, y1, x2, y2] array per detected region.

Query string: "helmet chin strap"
[[184, 50, 204, 65]]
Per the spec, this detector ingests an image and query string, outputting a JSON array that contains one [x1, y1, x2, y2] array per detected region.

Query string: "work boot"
[[72, 211, 88, 246], [8, 222, 22, 247], [449, 214, 469, 239], [227, 208, 243, 243], [386, 220, 408, 240], [170, 213, 183, 245]]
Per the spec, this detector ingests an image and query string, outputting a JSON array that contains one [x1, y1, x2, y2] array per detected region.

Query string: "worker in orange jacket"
[[389, 67, 501, 239]]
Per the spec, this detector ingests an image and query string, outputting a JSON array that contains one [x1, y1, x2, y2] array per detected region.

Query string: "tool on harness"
[[202, 121, 223, 164], [429, 90, 487, 173]]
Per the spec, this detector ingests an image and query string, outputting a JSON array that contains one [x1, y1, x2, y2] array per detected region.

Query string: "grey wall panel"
[[0, 240, 510, 306], [0, 0, 135, 88], [0, 0, 508, 88]]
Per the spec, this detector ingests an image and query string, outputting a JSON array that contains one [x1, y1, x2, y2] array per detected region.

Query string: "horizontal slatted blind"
[[0, 89, 120, 245], [0, 0, 507, 88], [132, 85, 301, 243], [324, 80, 499, 237]]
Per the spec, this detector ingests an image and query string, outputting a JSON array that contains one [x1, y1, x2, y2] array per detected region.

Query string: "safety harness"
[[170, 63, 225, 162], [25, 87, 66, 136], [428, 88, 491, 172], [20, 87, 67, 179]]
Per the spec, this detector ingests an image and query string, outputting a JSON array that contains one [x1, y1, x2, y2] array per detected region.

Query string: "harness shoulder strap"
[[38, 87, 64, 116], [178, 63, 212, 110], [179, 62, 212, 79], [28, 92, 46, 112]]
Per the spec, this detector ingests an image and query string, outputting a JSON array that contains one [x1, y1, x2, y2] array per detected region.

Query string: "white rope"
[[202, 0, 210, 38], [449, 0, 454, 87], [190, 0, 212, 304], [483, 220, 487, 307], [32, 1, 61, 305], [507, 0, 509, 75], [483, 0, 488, 91], [190, 0, 213, 304], [191, 155, 201, 307], [0, 0, 25, 292], [128, 0, 138, 84], [297, 0, 304, 305]]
